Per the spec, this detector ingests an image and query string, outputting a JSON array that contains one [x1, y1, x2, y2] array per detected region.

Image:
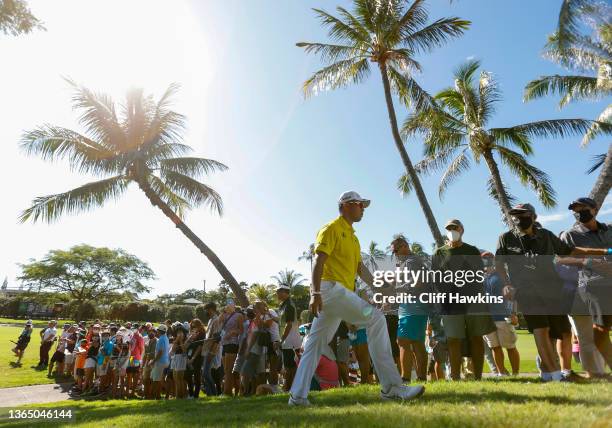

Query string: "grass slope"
[[1, 326, 68, 388], [2, 380, 611, 427]]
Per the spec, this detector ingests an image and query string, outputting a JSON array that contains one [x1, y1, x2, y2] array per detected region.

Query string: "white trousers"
[[569, 315, 605, 375], [290, 281, 402, 399]]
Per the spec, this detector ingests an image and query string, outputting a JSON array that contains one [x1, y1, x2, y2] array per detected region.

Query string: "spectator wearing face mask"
[[496, 202, 611, 382], [557, 197, 612, 378], [432, 219, 495, 381]]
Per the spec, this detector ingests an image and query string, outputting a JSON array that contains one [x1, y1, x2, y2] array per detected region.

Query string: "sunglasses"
[[346, 201, 365, 209]]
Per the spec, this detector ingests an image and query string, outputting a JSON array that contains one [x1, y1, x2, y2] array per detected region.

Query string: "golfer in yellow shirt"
[[289, 191, 425, 406]]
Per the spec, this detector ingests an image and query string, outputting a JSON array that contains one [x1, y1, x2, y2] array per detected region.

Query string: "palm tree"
[[247, 283, 277, 306], [272, 269, 305, 289], [19, 81, 249, 307], [298, 243, 315, 272], [362, 241, 387, 271], [400, 60, 605, 225], [524, 0, 611, 206], [297, 0, 471, 246]]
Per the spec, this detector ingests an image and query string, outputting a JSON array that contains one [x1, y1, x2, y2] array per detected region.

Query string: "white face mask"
[[447, 230, 462, 242]]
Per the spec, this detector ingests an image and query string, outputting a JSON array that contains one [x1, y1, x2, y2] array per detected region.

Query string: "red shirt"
[[130, 332, 145, 361]]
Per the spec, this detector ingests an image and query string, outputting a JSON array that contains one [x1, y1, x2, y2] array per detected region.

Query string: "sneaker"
[[380, 384, 425, 401], [561, 371, 589, 383], [288, 394, 311, 407]]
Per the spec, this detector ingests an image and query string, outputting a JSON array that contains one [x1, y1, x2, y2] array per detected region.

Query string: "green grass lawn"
[[0, 319, 76, 328], [0, 326, 586, 389], [0, 326, 70, 389], [2, 380, 611, 427]]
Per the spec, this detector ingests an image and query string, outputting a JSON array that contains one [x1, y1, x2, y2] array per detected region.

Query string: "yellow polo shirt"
[[314, 216, 361, 291]]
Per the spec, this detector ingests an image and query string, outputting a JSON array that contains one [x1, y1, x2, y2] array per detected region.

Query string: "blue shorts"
[[349, 328, 367, 346], [397, 315, 428, 342]]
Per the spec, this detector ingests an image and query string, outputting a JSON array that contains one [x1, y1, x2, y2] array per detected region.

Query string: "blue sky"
[[0, 0, 609, 296]]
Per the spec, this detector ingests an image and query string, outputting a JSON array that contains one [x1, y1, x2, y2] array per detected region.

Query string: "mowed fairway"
[[0, 326, 584, 389], [0, 326, 67, 388], [2, 381, 611, 428]]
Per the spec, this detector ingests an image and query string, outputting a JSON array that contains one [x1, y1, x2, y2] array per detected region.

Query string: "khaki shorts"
[[484, 321, 517, 349], [151, 362, 169, 382], [143, 365, 153, 381], [442, 314, 496, 339]]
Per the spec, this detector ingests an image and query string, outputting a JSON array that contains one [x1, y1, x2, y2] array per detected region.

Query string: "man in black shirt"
[[495, 203, 611, 381], [432, 219, 495, 381]]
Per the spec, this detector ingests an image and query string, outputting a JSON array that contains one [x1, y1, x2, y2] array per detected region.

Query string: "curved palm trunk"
[[378, 63, 444, 246], [482, 149, 514, 225], [589, 143, 612, 207], [135, 179, 249, 307]]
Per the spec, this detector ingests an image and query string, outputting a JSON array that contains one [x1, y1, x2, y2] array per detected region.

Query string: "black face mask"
[[574, 209, 594, 224], [513, 216, 533, 231]]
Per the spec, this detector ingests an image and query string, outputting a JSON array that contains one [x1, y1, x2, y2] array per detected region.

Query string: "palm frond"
[[387, 66, 434, 111], [414, 144, 465, 176], [312, 8, 368, 44], [64, 78, 127, 151], [19, 175, 128, 223], [486, 175, 517, 207], [295, 42, 368, 63], [586, 153, 607, 174], [489, 127, 533, 155], [581, 104, 612, 146], [523, 75, 601, 106], [144, 142, 193, 166], [496, 147, 557, 207], [402, 17, 470, 54], [477, 71, 501, 125], [122, 87, 156, 151], [335, 6, 371, 43], [160, 170, 223, 215], [390, 0, 428, 43], [147, 174, 191, 219], [438, 149, 471, 198], [556, 0, 601, 51], [20, 125, 122, 175], [159, 157, 228, 178], [508, 118, 606, 141], [302, 57, 370, 97]]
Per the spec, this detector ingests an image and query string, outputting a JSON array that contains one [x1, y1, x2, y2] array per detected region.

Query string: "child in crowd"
[[73, 339, 88, 390]]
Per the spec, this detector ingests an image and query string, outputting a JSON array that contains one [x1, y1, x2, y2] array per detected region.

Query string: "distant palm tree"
[[401, 60, 604, 225], [298, 243, 315, 271], [272, 269, 305, 289], [363, 241, 387, 271], [247, 283, 277, 306], [19, 80, 249, 307], [524, 0, 611, 206], [409, 242, 427, 257], [297, 0, 471, 246]]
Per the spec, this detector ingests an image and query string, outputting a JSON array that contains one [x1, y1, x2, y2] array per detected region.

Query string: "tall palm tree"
[[297, 0, 470, 246], [524, 0, 611, 206], [400, 60, 605, 225], [272, 269, 305, 289], [19, 81, 249, 307], [298, 243, 315, 272], [362, 241, 387, 271], [247, 283, 277, 306]]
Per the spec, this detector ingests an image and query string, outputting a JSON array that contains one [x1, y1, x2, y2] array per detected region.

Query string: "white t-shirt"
[[265, 310, 281, 343], [42, 327, 57, 342]]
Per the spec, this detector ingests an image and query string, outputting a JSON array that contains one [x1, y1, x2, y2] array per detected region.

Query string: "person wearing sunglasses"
[[289, 191, 425, 406]]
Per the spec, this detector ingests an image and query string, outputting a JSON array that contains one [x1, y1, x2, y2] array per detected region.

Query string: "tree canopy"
[[0, 0, 44, 36], [18, 244, 154, 307]]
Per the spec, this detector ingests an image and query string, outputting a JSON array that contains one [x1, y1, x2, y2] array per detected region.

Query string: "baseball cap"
[[568, 197, 597, 210], [25, 319, 33, 326], [338, 191, 371, 208], [157, 324, 168, 332], [509, 203, 536, 216], [444, 219, 463, 229], [277, 284, 290, 292]]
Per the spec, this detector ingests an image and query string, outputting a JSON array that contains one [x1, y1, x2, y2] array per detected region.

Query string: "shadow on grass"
[[8, 385, 611, 428]]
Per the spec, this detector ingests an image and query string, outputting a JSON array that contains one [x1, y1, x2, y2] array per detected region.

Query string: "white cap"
[[338, 191, 370, 208]]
